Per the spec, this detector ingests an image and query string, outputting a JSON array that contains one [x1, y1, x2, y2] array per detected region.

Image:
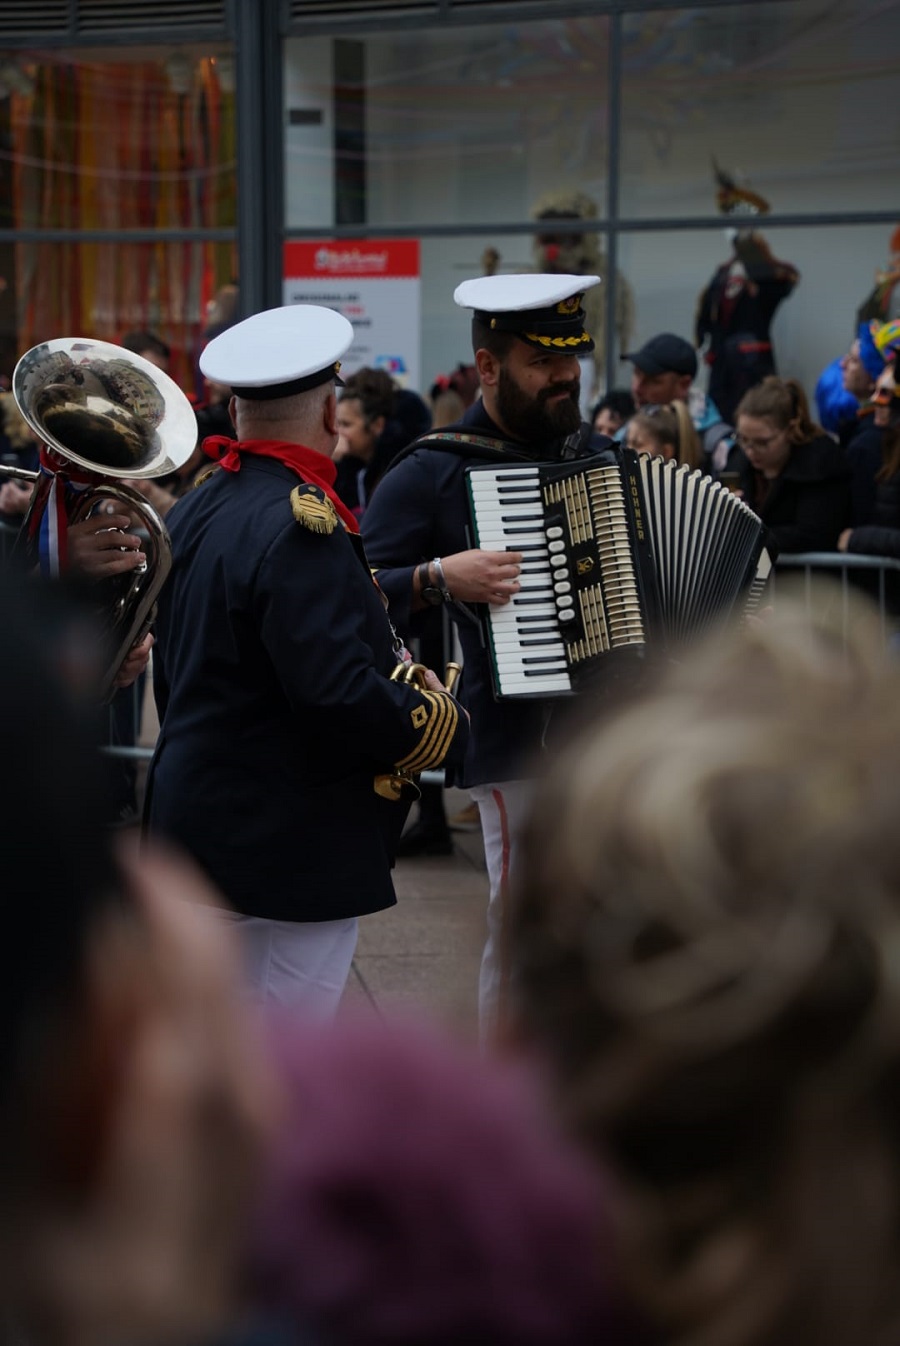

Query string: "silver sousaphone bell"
[[10, 336, 199, 699]]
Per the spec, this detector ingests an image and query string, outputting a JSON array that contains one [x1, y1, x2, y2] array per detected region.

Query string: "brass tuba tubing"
[[71, 483, 173, 703], [389, 660, 430, 688], [0, 465, 39, 487], [391, 660, 462, 694], [11, 337, 199, 700]]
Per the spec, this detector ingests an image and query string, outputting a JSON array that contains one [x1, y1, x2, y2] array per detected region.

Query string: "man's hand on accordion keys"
[[437, 548, 523, 606]]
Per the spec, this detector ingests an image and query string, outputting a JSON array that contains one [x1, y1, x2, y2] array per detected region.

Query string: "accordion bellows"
[[466, 450, 771, 699]]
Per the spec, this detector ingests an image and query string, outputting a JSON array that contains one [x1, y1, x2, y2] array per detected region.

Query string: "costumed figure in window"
[[857, 225, 900, 326], [530, 190, 635, 407], [695, 162, 799, 424]]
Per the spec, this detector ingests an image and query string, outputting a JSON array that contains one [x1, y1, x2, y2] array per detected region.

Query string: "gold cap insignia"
[[557, 295, 582, 315], [291, 482, 338, 535]]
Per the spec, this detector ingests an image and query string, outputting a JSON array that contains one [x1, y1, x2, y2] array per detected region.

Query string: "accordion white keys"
[[465, 449, 772, 700]]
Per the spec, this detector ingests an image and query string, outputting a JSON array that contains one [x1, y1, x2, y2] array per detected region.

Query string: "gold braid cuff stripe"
[[395, 691, 459, 772], [524, 332, 592, 349]]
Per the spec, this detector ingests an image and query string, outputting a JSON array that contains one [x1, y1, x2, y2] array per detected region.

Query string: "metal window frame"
[[0, 0, 231, 46], [277, 0, 900, 387], [1, 0, 898, 390]]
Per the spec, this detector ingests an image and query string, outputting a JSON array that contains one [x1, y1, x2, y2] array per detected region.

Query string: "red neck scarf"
[[202, 436, 359, 534]]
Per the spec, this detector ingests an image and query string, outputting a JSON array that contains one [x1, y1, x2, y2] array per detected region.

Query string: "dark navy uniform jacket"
[[145, 453, 467, 922], [361, 400, 611, 788]]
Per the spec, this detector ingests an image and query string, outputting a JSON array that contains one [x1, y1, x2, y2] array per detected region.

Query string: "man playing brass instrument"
[[145, 304, 467, 1017]]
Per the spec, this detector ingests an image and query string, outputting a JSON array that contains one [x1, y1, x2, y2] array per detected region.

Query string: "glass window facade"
[[619, 222, 896, 412], [283, 0, 900, 406], [0, 1, 897, 409], [0, 45, 235, 390], [619, 1, 900, 220], [284, 17, 611, 231]]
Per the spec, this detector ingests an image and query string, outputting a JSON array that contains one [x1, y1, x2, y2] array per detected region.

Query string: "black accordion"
[[465, 450, 772, 700]]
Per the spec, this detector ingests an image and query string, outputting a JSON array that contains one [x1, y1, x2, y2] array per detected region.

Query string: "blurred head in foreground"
[[0, 578, 276, 1346], [511, 588, 900, 1346], [248, 1013, 613, 1345]]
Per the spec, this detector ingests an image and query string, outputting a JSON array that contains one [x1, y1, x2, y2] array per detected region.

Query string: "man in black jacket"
[[145, 304, 467, 1017], [362, 272, 612, 1036]]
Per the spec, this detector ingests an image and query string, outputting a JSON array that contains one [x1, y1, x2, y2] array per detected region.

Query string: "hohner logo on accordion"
[[466, 449, 772, 700]]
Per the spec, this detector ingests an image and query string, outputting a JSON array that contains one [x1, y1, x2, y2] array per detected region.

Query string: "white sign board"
[[283, 239, 421, 390]]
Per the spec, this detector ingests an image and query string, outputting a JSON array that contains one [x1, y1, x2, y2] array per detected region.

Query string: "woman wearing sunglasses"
[[837, 330, 900, 565], [735, 375, 851, 553]]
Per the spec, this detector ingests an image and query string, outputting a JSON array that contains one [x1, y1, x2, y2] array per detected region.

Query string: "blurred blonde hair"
[[430, 388, 465, 430], [512, 587, 900, 1346], [0, 392, 37, 451], [629, 401, 702, 468]]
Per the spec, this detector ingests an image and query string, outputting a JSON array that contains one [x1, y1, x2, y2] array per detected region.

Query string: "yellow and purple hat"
[[872, 318, 900, 363]]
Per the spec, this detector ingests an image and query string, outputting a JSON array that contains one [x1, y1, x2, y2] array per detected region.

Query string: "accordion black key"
[[465, 450, 772, 700]]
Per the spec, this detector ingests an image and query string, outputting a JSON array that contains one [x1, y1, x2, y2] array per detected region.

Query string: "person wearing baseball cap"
[[621, 332, 738, 478], [361, 272, 617, 1039], [621, 332, 698, 407], [145, 303, 468, 1017]]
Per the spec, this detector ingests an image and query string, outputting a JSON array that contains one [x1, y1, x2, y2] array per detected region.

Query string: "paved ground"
[[341, 789, 488, 1042]]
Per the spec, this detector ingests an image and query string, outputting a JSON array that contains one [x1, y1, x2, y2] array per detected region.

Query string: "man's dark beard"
[[496, 366, 582, 446]]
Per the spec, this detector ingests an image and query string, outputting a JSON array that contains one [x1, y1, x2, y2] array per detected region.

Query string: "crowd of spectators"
[[588, 308, 900, 570], [4, 560, 899, 1346], [5, 260, 900, 1346]]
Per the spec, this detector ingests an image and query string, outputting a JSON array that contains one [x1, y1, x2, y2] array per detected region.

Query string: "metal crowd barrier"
[[769, 551, 900, 646], [101, 555, 900, 795]]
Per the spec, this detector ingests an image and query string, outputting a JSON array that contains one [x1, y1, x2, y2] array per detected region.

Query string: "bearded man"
[[361, 272, 613, 1038]]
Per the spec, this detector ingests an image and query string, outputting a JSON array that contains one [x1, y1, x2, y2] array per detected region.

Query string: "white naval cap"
[[453, 273, 601, 354], [200, 303, 354, 400]]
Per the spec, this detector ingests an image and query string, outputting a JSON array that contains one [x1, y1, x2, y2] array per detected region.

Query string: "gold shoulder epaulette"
[[394, 690, 459, 774], [192, 465, 220, 489], [291, 482, 338, 535]]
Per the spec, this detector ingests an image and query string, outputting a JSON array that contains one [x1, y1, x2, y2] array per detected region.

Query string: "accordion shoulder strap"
[[386, 430, 534, 476], [385, 424, 605, 478]]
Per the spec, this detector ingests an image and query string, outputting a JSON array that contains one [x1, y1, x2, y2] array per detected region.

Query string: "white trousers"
[[468, 780, 534, 1041], [215, 911, 359, 1021]]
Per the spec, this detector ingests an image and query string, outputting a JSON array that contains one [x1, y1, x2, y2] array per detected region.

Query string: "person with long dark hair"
[[735, 375, 851, 553], [0, 577, 277, 1346], [334, 368, 431, 520]]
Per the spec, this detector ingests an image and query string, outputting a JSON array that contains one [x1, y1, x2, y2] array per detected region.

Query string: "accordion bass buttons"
[[556, 588, 577, 625]]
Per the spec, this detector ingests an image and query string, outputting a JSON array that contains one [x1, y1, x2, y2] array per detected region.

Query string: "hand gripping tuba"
[[11, 337, 199, 700]]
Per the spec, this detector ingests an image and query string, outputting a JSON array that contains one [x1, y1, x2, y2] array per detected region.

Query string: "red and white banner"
[[283, 239, 421, 389]]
